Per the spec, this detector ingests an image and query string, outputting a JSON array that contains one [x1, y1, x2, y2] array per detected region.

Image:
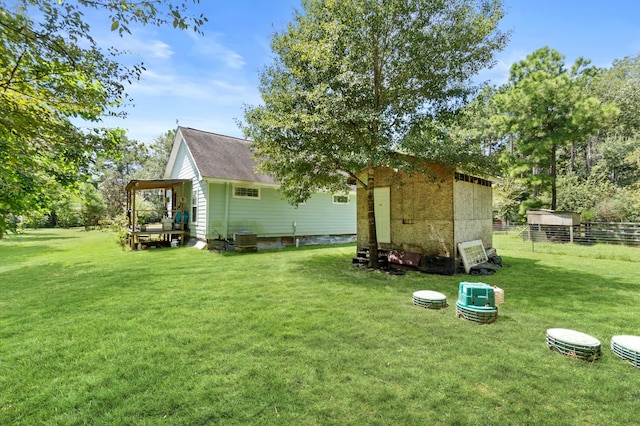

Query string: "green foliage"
[[94, 135, 150, 218], [91, 129, 174, 220], [461, 48, 640, 220], [556, 171, 608, 213], [79, 183, 106, 229], [109, 214, 130, 250], [0, 1, 206, 236], [555, 172, 640, 222], [244, 0, 507, 193], [594, 186, 640, 222], [142, 129, 177, 179], [492, 47, 619, 210], [590, 136, 640, 187], [50, 191, 83, 228], [590, 54, 640, 138], [133, 195, 164, 225], [493, 175, 528, 224], [2, 229, 640, 424]]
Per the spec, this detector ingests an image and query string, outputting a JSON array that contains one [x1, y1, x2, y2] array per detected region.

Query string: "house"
[[355, 162, 493, 273], [163, 127, 356, 247]]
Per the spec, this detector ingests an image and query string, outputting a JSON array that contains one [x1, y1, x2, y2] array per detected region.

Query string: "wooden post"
[[131, 184, 137, 249]]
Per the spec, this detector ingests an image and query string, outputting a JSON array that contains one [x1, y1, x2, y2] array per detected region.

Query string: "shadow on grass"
[[1, 232, 78, 242], [288, 251, 636, 309], [0, 245, 67, 273], [454, 255, 639, 328], [110, 243, 636, 311]]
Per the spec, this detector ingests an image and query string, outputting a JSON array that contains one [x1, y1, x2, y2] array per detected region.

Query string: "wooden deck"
[[128, 226, 188, 250]]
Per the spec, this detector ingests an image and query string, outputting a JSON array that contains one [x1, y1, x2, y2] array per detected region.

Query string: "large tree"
[[242, 0, 507, 268], [143, 129, 177, 179], [591, 54, 640, 139], [588, 55, 640, 187], [491, 47, 618, 210], [94, 134, 150, 218], [0, 1, 206, 236], [95, 129, 176, 218]]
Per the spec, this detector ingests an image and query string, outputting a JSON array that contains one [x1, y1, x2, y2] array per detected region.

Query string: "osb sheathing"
[[453, 180, 493, 249], [356, 164, 492, 257]]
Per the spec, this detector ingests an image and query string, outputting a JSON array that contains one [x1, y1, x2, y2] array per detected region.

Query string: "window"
[[332, 194, 350, 204], [192, 191, 198, 223], [233, 186, 260, 199]]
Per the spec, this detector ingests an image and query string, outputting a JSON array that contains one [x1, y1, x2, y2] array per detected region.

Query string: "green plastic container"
[[458, 282, 495, 308]]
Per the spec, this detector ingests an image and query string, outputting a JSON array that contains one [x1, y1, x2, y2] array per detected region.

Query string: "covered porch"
[[125, 179, 192, 250]]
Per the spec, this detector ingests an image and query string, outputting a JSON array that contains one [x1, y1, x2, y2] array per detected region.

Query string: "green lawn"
[[1, 228, 639, 425]]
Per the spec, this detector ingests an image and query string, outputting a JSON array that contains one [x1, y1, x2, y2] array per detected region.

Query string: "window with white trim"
[[332, 194, 350, 204], [233, 186, 261, 199], [191, 191, 198, 223]]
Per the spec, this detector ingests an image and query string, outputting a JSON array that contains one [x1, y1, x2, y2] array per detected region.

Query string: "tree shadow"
[[2, 232, 77, 242], [288, 251, 637, 310]]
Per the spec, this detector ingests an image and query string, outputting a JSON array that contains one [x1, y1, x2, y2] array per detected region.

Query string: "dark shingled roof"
[[179, 127, 275, 184]]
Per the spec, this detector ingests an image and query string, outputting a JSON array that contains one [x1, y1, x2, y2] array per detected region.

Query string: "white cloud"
[[97, 29, 174, 61], [129, 69, 253, 102], [144, 40, 174, 59], [190, 33, 247, 69], [87, 25, 257, 142]]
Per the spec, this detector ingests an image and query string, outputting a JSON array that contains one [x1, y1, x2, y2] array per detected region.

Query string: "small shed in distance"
[[526, 209, 581, 243], [527, 209, 580, 227], [355, 162, 493, 274]]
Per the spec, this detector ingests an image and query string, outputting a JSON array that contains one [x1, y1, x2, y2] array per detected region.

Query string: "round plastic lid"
[[413, 290, 447, 300], [546, 328, 601, 347], [611, 335, 640, 352]]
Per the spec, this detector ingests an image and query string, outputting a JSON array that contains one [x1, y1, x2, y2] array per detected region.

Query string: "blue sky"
[[89, 0, 640, 144]]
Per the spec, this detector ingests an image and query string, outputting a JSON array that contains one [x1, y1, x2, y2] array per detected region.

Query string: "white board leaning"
[[457, 240, 488, 274]]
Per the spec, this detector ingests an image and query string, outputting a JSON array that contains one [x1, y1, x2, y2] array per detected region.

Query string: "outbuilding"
[[355, 162, 494, 274]]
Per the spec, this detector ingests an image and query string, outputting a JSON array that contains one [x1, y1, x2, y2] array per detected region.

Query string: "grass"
[[1, 228, 640, 425]]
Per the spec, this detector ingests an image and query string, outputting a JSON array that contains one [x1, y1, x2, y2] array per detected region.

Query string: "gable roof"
[[166, 127, 275, 185]]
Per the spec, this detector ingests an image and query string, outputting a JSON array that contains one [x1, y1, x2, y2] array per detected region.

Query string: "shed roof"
[[125, 179, 190, 192], [176, 127, 275, 184]]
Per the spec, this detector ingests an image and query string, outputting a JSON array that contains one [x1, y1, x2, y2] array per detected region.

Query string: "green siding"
[[206, 183, 356, 239], [207, 183, 227, 239]]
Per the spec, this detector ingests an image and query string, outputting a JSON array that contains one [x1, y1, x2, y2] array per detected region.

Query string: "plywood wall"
[[453, 179, 493, 249], [356, 164, 493, 257]]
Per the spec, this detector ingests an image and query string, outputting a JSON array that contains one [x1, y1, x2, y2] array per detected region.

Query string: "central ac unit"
[[234, 232, 257, 247]]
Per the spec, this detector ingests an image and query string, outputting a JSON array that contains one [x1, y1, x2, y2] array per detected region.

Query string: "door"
[[374, 187, 391, 244]]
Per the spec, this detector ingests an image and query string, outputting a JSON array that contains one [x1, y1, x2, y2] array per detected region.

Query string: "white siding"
[[168, 136, 356, 241], [207, 183, 356, 239], [167, 138, 206, 240]]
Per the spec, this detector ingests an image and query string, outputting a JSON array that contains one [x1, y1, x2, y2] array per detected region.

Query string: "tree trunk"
[[366, 167, 379, 269], [550, 143, 557, 210], [570, 142, 576, 172]]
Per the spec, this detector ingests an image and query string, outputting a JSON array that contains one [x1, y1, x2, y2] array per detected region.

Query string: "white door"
[[374, 187, 391, 243]]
